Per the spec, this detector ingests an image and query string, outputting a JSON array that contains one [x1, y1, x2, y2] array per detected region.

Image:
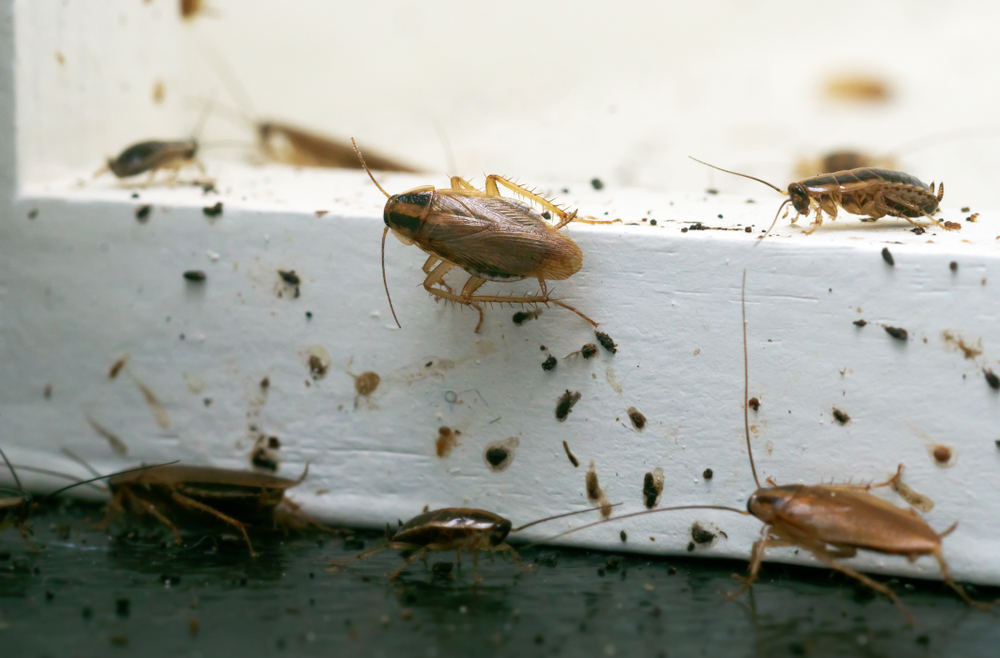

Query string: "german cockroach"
[[690, 157, 951, 240], [540, 272, 991, 624], [104, 464, 310, 557], [327, 503, 619, 580], [0, 448, 175, 549], [354, 139, 598, 333]]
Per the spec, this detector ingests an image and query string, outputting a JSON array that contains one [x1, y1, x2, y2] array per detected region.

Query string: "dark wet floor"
[[2, 502, 998, 658]]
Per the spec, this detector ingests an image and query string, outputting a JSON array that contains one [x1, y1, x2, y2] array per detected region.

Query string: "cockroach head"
[[490, 517, 513, 546], [787, 182, 811, 215], [746, 487, 789, 523], [383, 186, 434, 244]]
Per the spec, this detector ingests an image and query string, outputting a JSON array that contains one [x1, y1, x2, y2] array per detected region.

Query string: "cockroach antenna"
[[0, 447, 25, 494], [688, 157, 790, 245], [352, 138, 401, 329], [41, 460, 180, 500], [511, 502, 623, 533]]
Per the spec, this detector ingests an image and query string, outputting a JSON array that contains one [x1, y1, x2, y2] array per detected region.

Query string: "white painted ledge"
[[3, 0, 1000, 588]]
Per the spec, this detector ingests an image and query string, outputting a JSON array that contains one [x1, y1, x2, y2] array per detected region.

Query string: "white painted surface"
[[2, 0, 1000, 587]]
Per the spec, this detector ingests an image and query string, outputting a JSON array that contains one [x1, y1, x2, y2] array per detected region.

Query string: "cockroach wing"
[[775, 486, 940, 556], [416, 194, 583, 282]]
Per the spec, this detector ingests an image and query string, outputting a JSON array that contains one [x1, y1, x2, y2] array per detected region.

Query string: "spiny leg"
[[496, 543, 534, 572], [327, 544, 391, 570], [170, 491, 257, 557], [809, 547, 914, 625], [388, 545, 437, 580], [725, 525, 772, 600], [826, 464, 904, 492], [878, 191, 946, 229], [933, 549, 991, 610], [484, 175, 577, 228], [142, 500, 184, 546], [422, 256, 454, 294], [450, 176, 478, 191]]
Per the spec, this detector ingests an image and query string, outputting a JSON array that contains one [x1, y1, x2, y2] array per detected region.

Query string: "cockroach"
[[354, 140, 598, 333], [0, 448, 175, 549], [105, 464, 310, 557], [540, 271, 991, 624], [690, 157, 951, 240], [327, 503, 619, 580], [796, 150, 897, 179]]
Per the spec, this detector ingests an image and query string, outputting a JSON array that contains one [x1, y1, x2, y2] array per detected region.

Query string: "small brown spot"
[[832, 408, 850, 425], [562, 440, 579, 467], [555, 390, 581, 421], [950, 261, 958, 272], [961, 207, 970, 213], [55, 52, 65, 65], [43, 383, 52, 399], [260, 376, 270, 389], [541, 355, 557, 371], [278, 270, 301, 286], [595, 331, 617, 354], [748, 397, 760, 411], [883, 325, 908, 341], [941, 331, 982, 360], [642, 467, 664, 509], [984, 369, 1000, 390], [853, 319, 867, 327], [267, 436, 280, 449], [306, 346, 331, 380], [436, 427, 459, 458], [824, 75, 891, 103], [27, 209, 38, 219], [702, 468, 713, 480], [180, 0, 206, 19], [586, 461, 612, 517], [933, 445, 951, 463], [881, 247, 894, 266], [202, 202, 223, 217], [944, 221, 962, 231], [183, 270, 206, 282], [152, 81, 165, 104], [627, 407, 646, 431], [483, 436, 518, 472], [109, 356, 129, 379], [691, 522, 717, 546], [580, 343, 598, 359], [315, 210, 328, 217], [354, 372, 380, 396]]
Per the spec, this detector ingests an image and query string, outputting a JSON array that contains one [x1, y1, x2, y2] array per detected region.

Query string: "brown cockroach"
[[690, 157, 951, 240], [105, 464, 310, 557], [539, 272, 990, 624], [795, 149, 897, 180], [0, 448, 176, 549], [327, 503, 620, 580], [354, 139, 598, 333]]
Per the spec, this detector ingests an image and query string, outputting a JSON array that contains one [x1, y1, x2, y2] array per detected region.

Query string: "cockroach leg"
[[169, 490, 257, 556], [495, 543, 532, 571], [725, 526, 793, 600], [450, 176, 478, 192], [326, 544, 391, 570], [809, 544, 914, 625], [143, 500, 184, 546], [933, 550, 991, 610], [388, 544, 438, 580], [483, 175, 577, 227]]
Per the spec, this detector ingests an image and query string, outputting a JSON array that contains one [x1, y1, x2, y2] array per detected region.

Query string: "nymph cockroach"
[[540, 272, 990, 624], [0, 448, 175, 549], [104, 464, 310, 556], [690, 157, 951, 240], [328, 503, 619, 580], [354, 139, 598, 333]]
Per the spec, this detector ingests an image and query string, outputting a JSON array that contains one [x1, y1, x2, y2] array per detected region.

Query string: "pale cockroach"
[[690, 157, 952, 240], [0, 447, 176, 549], [539, 272, 990, 624], [327, 503, 620, 580], [354, 139, 598, 333], [104, 463, 310, 557]]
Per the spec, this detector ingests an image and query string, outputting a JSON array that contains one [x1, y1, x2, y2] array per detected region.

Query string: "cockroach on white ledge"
[[691, 157, 953, 241], [327, 503, 619, 581], [539, 272, 992, 625], [353, 139, 599, 333]]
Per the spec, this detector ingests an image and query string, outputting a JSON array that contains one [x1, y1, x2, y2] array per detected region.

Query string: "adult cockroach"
[[539, 272, 990, 624], [354, 139, 598, 333], [690, 157, 951, 240], [105, 464, 310, 557], [0, 448, 175, 549], [327, 503, 620, 580]]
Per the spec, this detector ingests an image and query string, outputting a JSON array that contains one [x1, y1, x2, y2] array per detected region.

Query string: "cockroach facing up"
[[540, 272, 991, 625], [690, 157, 952, 241], [0, 448, 175, 549], [353, 139, 598, 333], [327, 503, 619, 580], [105, 464, 310, 557]]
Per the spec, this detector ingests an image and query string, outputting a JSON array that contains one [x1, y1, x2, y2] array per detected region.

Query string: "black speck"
[[691, 523, 716, 545], [686, 542, 695, 552], [681, 227, 688, 233], [541, 211, 551, 220], [485, 447, 508, 467], [135, 205, 151, 222], [203, 398, 212, 407], [628, 407, 646, 431], [832, 408, 851, 425], [251, 447, 278, 471], [555, 390, 581, 421], [881, 247, 894, 266], [916, 635, 931, 647], [883, 326, 908, 341], [590, 178, 604, 190], [961, 207, 970, 213], [432, 562, 453, 576], [744, 226, 752, 233], [203, 201, 223, 217], [950, 261, 958, 273], [910, 226, 925, 235], [580, 343, 598, 359], [267, 436, 280, 449], [81, 605, 93, 619], [115, 598, 131, 618], [649, 219, 657, 226], [45, 591, 54, 601], [706, 188, 718, 195], [541, 355, 557, 371], [305, 311, 313, 320], [703, 468, 713, 480], [853, 319, 867, 327], [595, 331, 617, 354], [179, 333, 185, 340], [27, 209, 38, 219], [513, 310, 540, 325], [717, 214, 723, 219], [668, 566, 677, 575], [183, 269, 206, 282], [561, 188, 569, 194], [278, 270, 301, 285], [985, 370, 1000, 390], [597, 567, 606, 577], [642, 472, 660, 509], [620, 530, 627, 542], [131, 193, 140, 199]]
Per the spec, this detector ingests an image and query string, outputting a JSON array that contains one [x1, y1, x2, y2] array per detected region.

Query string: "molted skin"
[[749, 484, 942, 557], [107, 140, 198, 177], [393, 508, 513, 550]]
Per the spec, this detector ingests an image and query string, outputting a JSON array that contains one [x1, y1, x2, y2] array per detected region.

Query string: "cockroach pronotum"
[[354, 139, 599, 333], [327, 503, 620, 581], [539, 272, 990, 624], [104, 464, 310, 557], [0, 448, 176, 549], [690, 157, 951, 241]]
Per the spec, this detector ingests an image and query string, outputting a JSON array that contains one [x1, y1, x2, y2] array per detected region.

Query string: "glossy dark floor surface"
[[2, 502, 997, 658]]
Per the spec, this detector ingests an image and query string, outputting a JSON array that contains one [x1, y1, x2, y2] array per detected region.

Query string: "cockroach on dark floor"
[[103, 464, 311, 557], [539, 272, 991, 624], [354, 139, 599, 333], [690, 157, 952, 241], [327, 503, 619, 581], [0, 448, 176, 549]]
